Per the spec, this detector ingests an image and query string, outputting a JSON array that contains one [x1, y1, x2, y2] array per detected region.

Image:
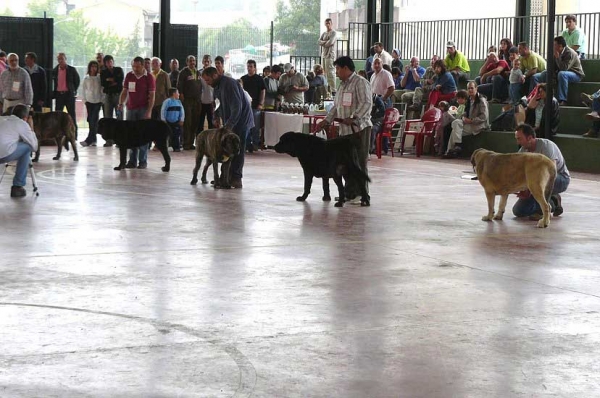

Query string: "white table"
[[263, 112, 305, 146]]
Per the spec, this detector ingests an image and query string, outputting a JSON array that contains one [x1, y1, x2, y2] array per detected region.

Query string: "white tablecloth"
[[264, 113, 305, 146]]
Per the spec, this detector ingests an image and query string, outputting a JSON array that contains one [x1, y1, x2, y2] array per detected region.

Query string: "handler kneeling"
[[0, 104, 38, 197], [513, 123, 570, 219]]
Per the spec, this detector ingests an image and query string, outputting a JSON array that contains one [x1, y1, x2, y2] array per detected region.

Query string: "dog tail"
[[545, 166, 557, 203], [350, 147, 371, 183]]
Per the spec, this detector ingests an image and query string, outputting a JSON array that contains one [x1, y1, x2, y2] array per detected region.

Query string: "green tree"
[[198, 19, 270, 61], [274, 0, 320, 55], [27, 0, 131, 66]]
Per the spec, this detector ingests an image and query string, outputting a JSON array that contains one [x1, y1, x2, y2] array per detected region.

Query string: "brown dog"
[[31, 112, 79, 162], [190, 128, 241, 188], [471, 148, 557, 228]]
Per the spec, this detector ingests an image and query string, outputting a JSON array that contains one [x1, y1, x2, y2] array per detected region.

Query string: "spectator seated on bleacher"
[[408, 55, 439, 111], [427, 59, 457, 109], [518, 41, 546, 95], [476, 52, 510, 103], [393, 57, 427, 105], [443, 81, 489, 158], [391, 67, 403, 90], [434, 90, 468, 156], [444, 40, 470, 86], [525, 83, 560, 139], [532, 36, 585, 106], [369, 94, 387, 154], [582, 89, 600, 138], [498, 38, 514, 62], [561, 14, 587, 59], [391, 49, 403, 71]]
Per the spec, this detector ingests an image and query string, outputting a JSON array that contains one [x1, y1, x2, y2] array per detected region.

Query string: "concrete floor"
[[1, 143, 600, 398]]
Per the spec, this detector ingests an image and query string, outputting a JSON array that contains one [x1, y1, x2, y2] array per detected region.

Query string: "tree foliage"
[[27, 0, 139, 66], [198, 19, 270, 59], [273, 0, 320, 55]]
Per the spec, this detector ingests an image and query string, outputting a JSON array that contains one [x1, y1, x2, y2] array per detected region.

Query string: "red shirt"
[[57, 67, 68, 92], [124, 71, 155, 110], [484, 60, 510, 74]]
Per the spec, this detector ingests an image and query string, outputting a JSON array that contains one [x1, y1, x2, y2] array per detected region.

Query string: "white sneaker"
[[586, 111, 600, 121]]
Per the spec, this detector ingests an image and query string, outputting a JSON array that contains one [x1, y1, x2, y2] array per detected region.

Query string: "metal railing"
[[348, 12, 600, 60]]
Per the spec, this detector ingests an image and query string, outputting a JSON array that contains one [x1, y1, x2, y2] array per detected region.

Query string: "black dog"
[[31, 111, 79, 162], [97, 118, 171, 172], [190, 128, 241, 188], [274, 132, 371, 207]]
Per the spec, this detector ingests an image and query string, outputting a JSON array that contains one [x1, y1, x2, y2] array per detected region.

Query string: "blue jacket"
[[161, 98, 185, 124], [214, 75, 254, 132], [434, 72, 457, 94]]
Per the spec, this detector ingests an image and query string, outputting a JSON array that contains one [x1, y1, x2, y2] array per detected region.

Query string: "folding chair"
[[375, 107, 402, 159], [400, 107, 442, 157], [0, 161, 40, 196]]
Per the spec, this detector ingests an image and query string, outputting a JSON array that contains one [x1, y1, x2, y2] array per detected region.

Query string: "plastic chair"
[[400, 107, 442, 157], [0, 161, 40, 196], [376, 107, 401, 159]]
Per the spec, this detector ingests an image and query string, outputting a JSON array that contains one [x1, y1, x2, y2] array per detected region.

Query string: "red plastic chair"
[[400, 107, 442, 157], [376, 107, 401, 159]]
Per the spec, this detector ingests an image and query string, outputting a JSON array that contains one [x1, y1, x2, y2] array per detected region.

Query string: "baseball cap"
[[284, 63, 293, 72], [446, 40, 456, 48]]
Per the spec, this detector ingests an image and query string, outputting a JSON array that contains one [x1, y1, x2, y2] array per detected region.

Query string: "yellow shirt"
[[520, 51, 546, 74]]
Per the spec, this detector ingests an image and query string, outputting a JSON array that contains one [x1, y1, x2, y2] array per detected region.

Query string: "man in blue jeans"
[[532, 36, 585, 106], [513, 123, 570, 219], [0, 104, 38, 197]]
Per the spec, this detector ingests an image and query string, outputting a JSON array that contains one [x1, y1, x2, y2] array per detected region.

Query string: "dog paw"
[[74, 157, 79, 161], [361, 200, 370, 207], [322, 195, 331, 201], [334, 201, 344, 208], [32, 158, 39, 163], [114, 166, 124, 171], [190, 179, 198, 185], [52, 156, 60, 160], [201, 179, 208, 184], [537, 219, 549, 228], [161, 166, 170, 172], [296, 196, 307, 202], [482, 215, 493, 221]]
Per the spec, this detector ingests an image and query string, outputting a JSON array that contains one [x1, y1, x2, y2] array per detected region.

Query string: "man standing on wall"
[[319, 18, 337, 94]]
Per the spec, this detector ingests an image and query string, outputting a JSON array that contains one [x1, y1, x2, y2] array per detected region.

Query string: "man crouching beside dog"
[[0, 104, 38, 197], [201, 67, 254, 189], [315, 56, 373, 203], [513, 123, 570, 220]]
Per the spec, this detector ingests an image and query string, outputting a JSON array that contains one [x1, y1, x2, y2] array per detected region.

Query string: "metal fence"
[[197, 24, 324, 78], [348, 12, 600, 60]]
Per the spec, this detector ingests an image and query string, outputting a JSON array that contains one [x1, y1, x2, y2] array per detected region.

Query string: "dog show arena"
[[1, 144, 599, 397]]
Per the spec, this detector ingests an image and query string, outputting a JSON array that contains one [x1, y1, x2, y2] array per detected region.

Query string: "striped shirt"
[[325, 72, 373, 136], [0, 67, 34, 105]]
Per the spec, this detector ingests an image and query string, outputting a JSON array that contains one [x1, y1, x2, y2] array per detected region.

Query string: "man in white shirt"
[[373, 42, 393, 66], [369, 58, 395, 109], [0, 104, 38, 197]]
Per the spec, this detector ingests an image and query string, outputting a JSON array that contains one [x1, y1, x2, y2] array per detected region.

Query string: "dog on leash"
[[470, 148, 557, 228], [31, 112, 79, 162], [274, 132, 371, 207], [190, 128, 241, 188], [97, 118, 171, 172]]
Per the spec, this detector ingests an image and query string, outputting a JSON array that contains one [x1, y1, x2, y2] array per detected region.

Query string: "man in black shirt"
[[169, 58, 179, 88], [100, 54, 124, 146], [240, 59, 265, 152]]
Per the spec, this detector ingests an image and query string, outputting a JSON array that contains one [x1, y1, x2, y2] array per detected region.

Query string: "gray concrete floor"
[[1, 143, 600, 398]]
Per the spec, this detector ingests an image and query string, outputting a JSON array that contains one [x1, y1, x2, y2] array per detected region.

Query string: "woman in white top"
[[80, 60, 104, 146]]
